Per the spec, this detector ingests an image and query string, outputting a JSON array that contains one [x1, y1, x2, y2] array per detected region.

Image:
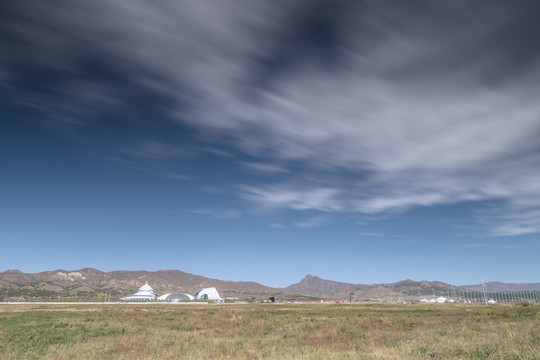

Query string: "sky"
[[1, 1, 540, 288]]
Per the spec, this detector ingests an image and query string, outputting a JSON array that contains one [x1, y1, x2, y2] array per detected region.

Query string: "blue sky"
[[1, 1, 540, 288]]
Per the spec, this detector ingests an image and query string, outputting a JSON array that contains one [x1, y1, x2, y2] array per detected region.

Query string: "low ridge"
[[1, 269, 538, 299]]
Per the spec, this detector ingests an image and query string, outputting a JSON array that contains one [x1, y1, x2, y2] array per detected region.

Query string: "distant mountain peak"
[[3, 269, 22, 273]]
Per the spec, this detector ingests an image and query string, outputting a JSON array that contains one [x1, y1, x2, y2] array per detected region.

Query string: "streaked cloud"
[[2, 1, 540, 235], [294, 215, 330, 228], [241, 162, 289, 174], [240, 185, 342, 212]]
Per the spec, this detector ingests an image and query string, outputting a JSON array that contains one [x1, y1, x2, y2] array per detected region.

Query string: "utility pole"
[[4, 289, 8, 302]]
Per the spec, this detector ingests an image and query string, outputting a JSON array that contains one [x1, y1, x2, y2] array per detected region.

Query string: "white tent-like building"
[[435, 296, 447, 303], [158, 293, 195, 302], [121, 282, 157, 301], [193, 287, 222, 301]]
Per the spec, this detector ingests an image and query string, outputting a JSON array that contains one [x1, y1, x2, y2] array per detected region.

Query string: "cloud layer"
[[2, 1, 540, 235]]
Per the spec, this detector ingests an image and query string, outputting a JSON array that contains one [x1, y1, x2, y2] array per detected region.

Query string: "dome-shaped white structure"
[[193, 287, 222, 301], [158, 293, 195, 302], [121, 282, 157, 301]]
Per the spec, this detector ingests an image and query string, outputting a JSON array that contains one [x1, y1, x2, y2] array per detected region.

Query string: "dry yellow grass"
[[1, 303, 539, 359]]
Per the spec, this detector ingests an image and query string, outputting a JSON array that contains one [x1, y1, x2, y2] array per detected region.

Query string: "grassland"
[[0, 303, 539, 359]]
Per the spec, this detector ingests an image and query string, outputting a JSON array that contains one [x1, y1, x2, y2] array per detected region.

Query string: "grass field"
[[1, 303, 539, 359]]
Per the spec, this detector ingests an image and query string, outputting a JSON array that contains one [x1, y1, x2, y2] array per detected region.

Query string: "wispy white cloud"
[[486, 208, 540, 237], [294, 216, 330, 228], [3, 1, 540, 235], [240, 185, 342, 212], [356, 232, 384, 237], [241, 162, 289, 174]]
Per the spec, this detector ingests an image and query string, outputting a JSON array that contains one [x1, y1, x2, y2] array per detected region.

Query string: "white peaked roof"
[[419, 298, 430, 303], [487, 299, 497, 304], [139, 282, 153, 292], [193, 287, 222, 301], [436, 296, 447, 303], [122, 282, 157, 300]]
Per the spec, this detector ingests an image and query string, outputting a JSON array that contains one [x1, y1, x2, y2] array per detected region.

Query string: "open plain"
[[1, 302, 539, 359]]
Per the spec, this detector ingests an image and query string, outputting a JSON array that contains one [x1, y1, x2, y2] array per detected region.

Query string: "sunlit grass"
[[0, 303, 538, 359]]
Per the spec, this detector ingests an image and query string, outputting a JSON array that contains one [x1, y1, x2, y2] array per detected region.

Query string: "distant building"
[[192, 287, 222, 301], [121, 282, 157, 301], [122, 284, 223, 302], [158, 293, 194, 302]]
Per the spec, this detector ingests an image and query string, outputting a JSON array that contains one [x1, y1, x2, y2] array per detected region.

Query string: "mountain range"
[[1, 268, 539, 299]]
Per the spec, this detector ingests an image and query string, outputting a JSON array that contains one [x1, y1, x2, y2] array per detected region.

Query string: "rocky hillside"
[[285, 275, 468, 300], [285, 274, 368, 298], [0, 268, 278, 298]]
